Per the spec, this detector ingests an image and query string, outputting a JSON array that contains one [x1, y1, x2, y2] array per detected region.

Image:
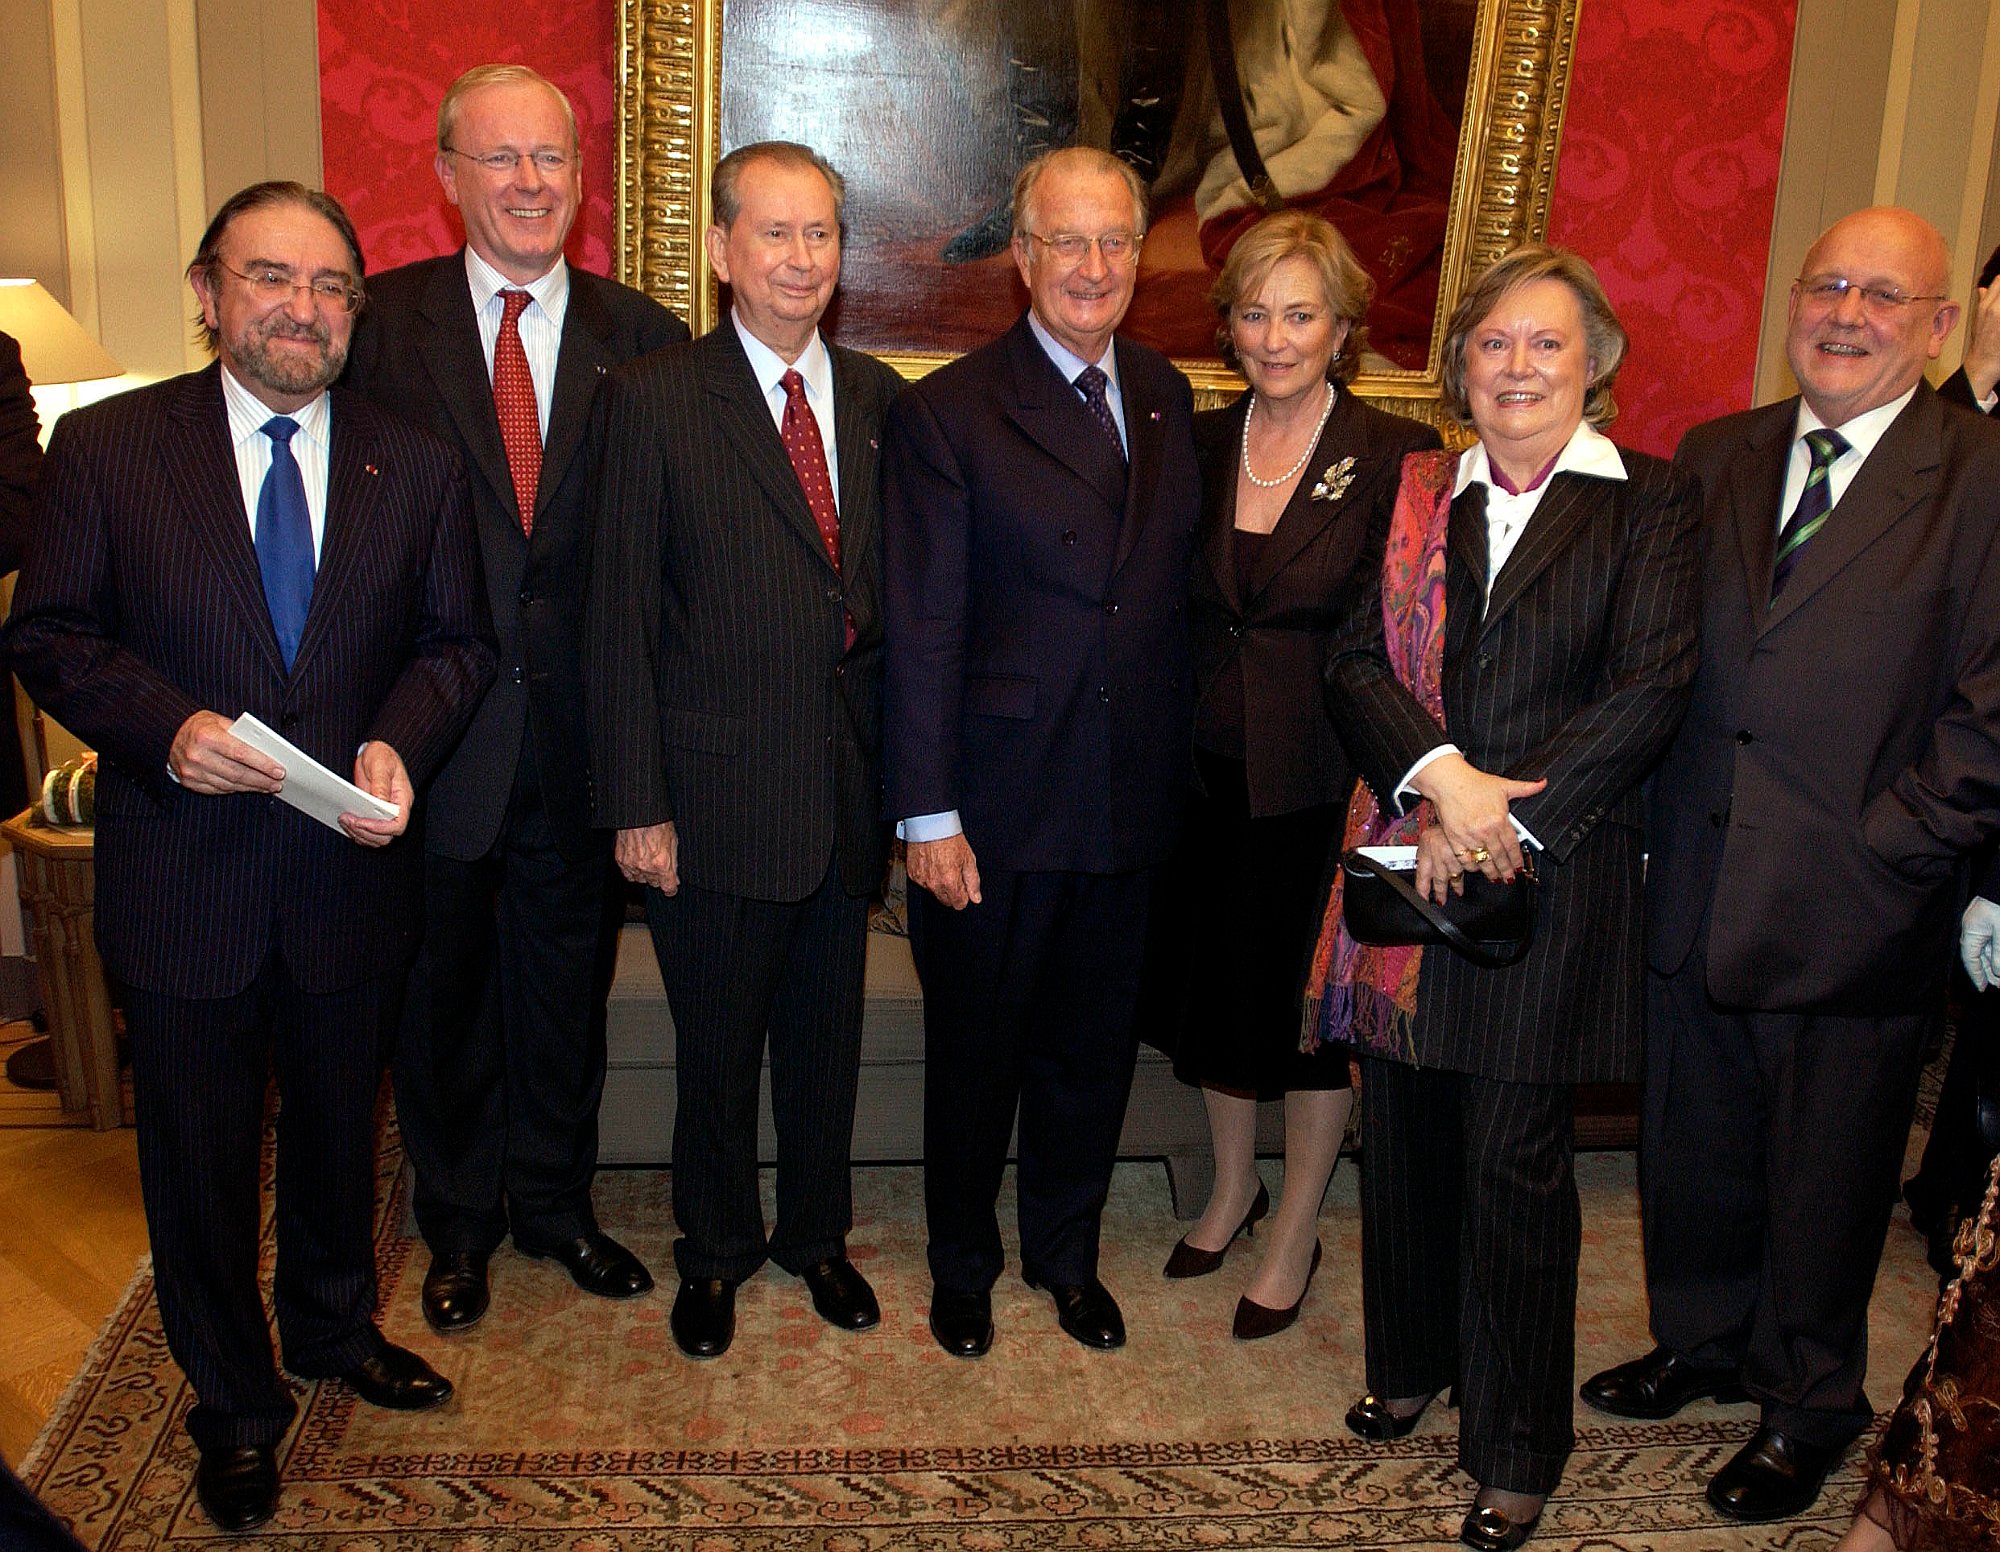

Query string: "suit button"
[[1477, 652, 1494, 669], [1227, 623, 1244, 638], [1097, 685, 1110, 702], [834, 663, 846, 678], [279, 711, 299, 730], [511, 666, 524, 684], [519, 588, 536, 604], [1062, 530, 1078, 545], [827, 586, 841, 601], [1104, 601, 1119, 615], [1736, 729, 1753, 745]]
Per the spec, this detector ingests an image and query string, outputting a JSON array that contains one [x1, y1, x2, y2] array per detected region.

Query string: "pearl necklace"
[[1240, 385, 1336, 489]]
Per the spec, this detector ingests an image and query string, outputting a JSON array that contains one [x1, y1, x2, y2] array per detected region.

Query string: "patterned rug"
[[23, 1127, 1944, 1550]]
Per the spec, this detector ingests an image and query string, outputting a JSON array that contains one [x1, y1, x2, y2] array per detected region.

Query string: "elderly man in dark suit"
[[1583, 207, 2000, 1527], [584, 141, 904, 1361], [3, 181, 493, 1533], [882, 145, 1200, 1358], [344, 64, 686, 1333]]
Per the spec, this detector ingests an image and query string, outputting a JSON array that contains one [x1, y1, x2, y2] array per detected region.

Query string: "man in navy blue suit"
[[883, 145, 1200, 1358], [5, 182, 492, 1534]]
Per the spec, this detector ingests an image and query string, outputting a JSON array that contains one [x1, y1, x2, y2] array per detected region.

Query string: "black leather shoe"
[[928, 1285, 994, 1358], [670, 1277, 736, 1358], [195, 1442, 278, 1534], [518, 1231, 654, 1299], [1231, 1240, 1322, 1340], [1460, 1502, 1542, 1551], [801, 1257, 880, 1330], [1705, 1426, 1841, 1522], [1345, 1389, 1441, 1441], [1025, 1274, 1125, 1350], [1580, 1346, 1747, 1418], [421, 1249, 490, 1333], [1163, 1180, 1270, 1279], [340, 1343, 453, 1411]]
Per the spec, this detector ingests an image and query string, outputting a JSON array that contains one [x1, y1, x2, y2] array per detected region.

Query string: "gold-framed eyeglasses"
[[1797, 276, 1946, 315], [1027, 230, 1143, 265], [214, 261, 363, 314], [443, 146, 572, 177]]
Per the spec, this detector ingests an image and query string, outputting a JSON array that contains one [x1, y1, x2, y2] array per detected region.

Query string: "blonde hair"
[[437, 64, 577, 154], [1212, 211, 1373, 384]]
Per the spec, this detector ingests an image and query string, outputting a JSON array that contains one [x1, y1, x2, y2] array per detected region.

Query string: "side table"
[[2, 809, 122, 1128]]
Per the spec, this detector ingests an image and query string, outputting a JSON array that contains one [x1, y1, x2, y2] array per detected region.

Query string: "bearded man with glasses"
[[883, 145, 1201, 1358], [1583, 205, 2000, 1530], [2, 180, 493, 1533]]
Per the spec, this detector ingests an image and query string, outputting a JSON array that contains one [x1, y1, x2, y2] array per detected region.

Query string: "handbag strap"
[[1344, 850, 1523, 970]]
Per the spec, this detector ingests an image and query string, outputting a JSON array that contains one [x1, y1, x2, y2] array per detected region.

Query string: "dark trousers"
[[122, 958, 393, 1451], [645, 860, 868, 1281], [1643, 946, 1933, 1447], [393, 756, 616, 1254], [911, 867, 1151, 1292], [1358, 1056, 1579, 1494]]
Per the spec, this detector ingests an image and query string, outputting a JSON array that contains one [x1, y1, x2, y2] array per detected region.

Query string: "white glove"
[[1961, 896, 2000, 991]]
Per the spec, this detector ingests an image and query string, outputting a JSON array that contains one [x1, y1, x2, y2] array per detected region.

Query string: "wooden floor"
[[0, 1020, 148, 1467]]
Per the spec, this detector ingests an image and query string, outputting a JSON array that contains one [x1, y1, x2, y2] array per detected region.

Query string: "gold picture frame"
[[616, 0, 1580, 427]]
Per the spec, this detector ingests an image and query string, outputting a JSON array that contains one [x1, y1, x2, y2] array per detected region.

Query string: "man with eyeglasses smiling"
[[2, 180, 494, 1533], [345, 65, 687, 1340], [1584, 206, 2000, 1529], [883, 146, 1200, 1359]]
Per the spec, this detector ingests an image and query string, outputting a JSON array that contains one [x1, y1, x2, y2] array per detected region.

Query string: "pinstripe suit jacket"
[[1328, 448, 1700, 1083], [2, 365, 495, 998], [342, 255, 686, 862], [583, 322, 904, 901], [1649, 385, 2000, 1014], [881, 315, 1201, 873]]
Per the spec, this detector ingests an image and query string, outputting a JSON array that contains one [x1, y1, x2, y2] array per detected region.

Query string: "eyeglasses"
[[1026, 230, 1143, 265], [443, 146, 572, 177], [1797, 276, 1947, 315], [213, 261, 363, 314]]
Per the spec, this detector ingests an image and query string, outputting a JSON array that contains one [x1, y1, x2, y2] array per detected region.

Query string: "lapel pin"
[[596, 364, 607, 374], [365, 464, 379, 476], [869, 437, 879, 450], [1311, 458, 1357, 504], [1149, 410, 1162, 422]]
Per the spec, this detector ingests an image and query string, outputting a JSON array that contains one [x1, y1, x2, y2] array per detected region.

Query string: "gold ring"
[[1467, 846, 1491, 864]]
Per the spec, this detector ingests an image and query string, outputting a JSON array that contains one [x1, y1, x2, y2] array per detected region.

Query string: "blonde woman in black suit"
[[1147, 212, 1438, 1337], [1319, 246, 1700, 1550]]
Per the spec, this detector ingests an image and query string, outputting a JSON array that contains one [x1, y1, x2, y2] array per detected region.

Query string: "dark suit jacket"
[[882, 314, 1201, 873], [1650, 384, 2000, 1014], [1191, 388, 1439, 816], [0, 330, 40, 575], [1329, 448, 1701, 1083], [584, 323, 904, 901], [1940, 365, 1998, 416], [342, 255, 686, 861], [1, 365, 494, 998]]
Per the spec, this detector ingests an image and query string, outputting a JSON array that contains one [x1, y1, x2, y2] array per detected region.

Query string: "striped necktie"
[[1771, 427, 1848, 600]]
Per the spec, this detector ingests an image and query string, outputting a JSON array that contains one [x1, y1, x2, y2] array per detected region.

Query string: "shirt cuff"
[[897, 810, 963, 842], [1393, 744, 1461, 813], [1980, 388, 1999, 415], [1511, 814, 1544, 851]]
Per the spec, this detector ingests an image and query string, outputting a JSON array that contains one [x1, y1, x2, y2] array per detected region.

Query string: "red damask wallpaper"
[[315, 0, 1796, 457]]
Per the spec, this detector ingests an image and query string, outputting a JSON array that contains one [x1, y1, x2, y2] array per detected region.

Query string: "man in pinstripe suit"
[[3, 182, 493, 1533], [1585, 207, 2000, 1526], [584, 142, 904, 1361]]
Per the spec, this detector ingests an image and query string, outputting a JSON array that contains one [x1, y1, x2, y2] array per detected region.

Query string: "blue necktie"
[[256, 416, 315, 669], [1074, 364, 1126, 464]]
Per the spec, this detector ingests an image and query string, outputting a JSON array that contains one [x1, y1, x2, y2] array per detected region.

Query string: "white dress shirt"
[[465, 246, 568, 436], [221, 366, 331, 560], [1781, 385, 1915, 528], [733, 311, 840, 505]]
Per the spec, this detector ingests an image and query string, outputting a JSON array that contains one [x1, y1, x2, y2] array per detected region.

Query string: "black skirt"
[[1142, 747, 1349, 1097]]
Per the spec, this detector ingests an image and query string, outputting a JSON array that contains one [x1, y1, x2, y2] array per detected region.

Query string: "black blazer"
[[882, 314, 1201, 874], [1940, 366, 1998, 416], [1191, 387, 1439, 816], [0, 330, 39, 574], [342, 255, 687, 862], [1650, 385, 2000, 1014], [2, 366, 494, 997], [1328, 448, 1700, 1083], [584, 323, 904, 901]]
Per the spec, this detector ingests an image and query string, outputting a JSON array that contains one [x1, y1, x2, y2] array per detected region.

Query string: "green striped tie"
[[1771, 427, 1848, 600]]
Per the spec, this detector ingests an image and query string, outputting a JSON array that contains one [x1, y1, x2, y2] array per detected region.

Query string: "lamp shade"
[[0, 279, 122, 386]]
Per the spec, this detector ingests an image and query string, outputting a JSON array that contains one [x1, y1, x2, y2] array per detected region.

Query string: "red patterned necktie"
[[494, 289, 541, 535], [780, 368, 852, 646]]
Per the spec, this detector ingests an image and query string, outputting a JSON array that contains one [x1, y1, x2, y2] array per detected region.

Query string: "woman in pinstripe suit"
[[1312, 246, 1701, 1551]]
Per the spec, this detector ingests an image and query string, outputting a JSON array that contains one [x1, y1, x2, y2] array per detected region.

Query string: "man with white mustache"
[[345, 65, 687, 1334], [1585, 206, 2000, 1527]]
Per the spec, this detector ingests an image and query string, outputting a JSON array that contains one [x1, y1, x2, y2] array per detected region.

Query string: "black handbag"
[[1341, 846, 1537, 968]]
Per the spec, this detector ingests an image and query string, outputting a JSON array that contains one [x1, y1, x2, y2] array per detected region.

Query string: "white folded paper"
[[229, 713, 399, 833]]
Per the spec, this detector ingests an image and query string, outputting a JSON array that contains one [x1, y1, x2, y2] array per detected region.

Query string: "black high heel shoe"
[[1345, 1386, 1449, 1440], [1163, 1179, 1270, 1279], [1230, 1240, 1321, 1339]]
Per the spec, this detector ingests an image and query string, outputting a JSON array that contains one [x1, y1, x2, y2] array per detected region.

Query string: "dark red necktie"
[[780, 368, 852, 646], [494, 289, 541, 534]]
